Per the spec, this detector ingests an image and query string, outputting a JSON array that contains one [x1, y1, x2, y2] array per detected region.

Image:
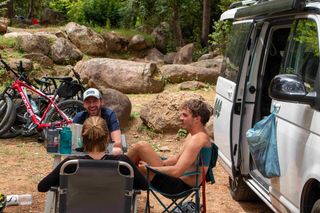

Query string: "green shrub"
[[209, 20, 232, 55], [82, 0, 121, 27]]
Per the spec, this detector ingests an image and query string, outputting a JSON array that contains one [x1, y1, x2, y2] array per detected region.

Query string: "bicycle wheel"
[[45, 100, 85, 123], [0, 95, 16, 136], [0, 98, 28, 138]]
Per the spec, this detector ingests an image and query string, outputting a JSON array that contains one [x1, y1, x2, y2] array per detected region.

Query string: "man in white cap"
[[73, 88, 123, 155]]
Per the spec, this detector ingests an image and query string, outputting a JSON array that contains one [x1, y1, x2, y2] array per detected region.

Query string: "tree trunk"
[[5, 0, 13, 19], [201, 0, 211, 47], [27, 0, 34, 19], [172, 2, 182, 47]]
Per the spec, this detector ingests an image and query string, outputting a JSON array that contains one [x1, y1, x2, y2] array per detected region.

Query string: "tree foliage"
[[3, 0, 240, 55]]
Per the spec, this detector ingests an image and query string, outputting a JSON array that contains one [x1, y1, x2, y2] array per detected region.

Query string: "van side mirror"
[[269, 74, 316, 106]]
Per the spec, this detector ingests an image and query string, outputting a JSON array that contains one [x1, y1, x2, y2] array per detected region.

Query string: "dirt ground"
[[0, 84, 272, 212]]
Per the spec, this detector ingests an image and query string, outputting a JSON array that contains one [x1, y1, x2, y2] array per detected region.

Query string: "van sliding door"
[[213, 20, 254, 176]]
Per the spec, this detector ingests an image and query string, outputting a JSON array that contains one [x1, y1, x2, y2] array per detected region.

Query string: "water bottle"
[[46, 125, 59, 153], [30, 98, 39, 114], [60, 126, 72, 154], [6, 194, 32, 206]]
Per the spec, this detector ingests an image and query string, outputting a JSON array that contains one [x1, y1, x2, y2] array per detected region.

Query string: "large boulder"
[[197, 52, 218, 61], [179, 81, 207, 90], [16, 34, 51, 55], [205, 116, 214, 140], [189, 56, 223, 69], [164, 52, 177, 64], [0, 20, 7, 34], [24, 53, 54, 68], [151, 22, 170, 53], [161, 64, 219, 84], [128, 35, 148, 51], [40, 8, 65, 25], [100, 88, 132, 128], [144, 48, 164, 63], [3, 32, 32, 38], [34, 32, 58, 42], [173, 43, 194, 64], [50, 38, 83, 65], [140, 92, 206, 133], [65, 22, 106, 56], [103, 32, 129, 53], [74, 58, 164, 94], [9, 58, 33, 71]]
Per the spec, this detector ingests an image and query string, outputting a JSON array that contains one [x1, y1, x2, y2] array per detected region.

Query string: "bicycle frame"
[[9, 79, 73, 129]]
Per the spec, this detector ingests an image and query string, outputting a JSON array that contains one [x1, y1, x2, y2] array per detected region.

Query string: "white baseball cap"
[[83, 88, 101, 100]]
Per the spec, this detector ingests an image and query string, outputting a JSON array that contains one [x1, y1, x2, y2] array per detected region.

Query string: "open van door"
[[213, 20, 255, 176]]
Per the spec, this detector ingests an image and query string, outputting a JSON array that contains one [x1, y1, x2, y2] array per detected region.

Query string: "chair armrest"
[[121, 134, 127, 153]]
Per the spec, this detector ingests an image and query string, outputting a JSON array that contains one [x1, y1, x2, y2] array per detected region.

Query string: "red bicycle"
[[0, 58, 84, 138]]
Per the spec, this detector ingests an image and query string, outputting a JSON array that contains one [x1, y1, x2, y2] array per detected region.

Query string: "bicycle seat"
[[44, 76, 73, 82], [34, 78, 52, 87]]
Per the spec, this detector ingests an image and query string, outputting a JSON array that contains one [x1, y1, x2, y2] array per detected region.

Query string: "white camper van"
[[213, 0, 320, 212]]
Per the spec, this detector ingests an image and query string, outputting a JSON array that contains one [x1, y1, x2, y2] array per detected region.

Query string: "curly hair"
[[82, 116, 109, 152], [181, 99, 213, 125]]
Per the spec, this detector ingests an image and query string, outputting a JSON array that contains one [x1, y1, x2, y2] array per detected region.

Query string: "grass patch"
[[176, 128, 188, 139], [0, 36, 17, 48], [137, 123, 157, 139], [1, 49, 25, 60], [129, 111, 140, 120]]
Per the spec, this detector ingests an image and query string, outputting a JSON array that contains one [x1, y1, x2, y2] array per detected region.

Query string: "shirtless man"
[[127, 99, 212, 194]]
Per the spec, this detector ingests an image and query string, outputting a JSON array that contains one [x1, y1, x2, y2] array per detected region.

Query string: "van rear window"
[[221, 22, 252, 82]]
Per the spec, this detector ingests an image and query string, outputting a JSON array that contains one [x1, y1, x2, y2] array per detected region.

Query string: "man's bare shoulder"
[[185, 131, 210, 147]]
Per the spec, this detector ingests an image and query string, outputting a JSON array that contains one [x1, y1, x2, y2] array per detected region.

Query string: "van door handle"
[[272, 103, 281, 112], [227, 88, 233, 98]]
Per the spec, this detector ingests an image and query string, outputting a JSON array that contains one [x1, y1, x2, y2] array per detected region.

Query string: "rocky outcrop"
[[144, 48, 164, 63], [34, 32, 58, 42], [24, 53, 54, 68], [197, 52, 218, 61], [9, 58, 33, 71], [173, 43, 194, 64], [16, 34, 51, 55], [140, 92, 206, 133], [65, 22, 106, 56], [161, 64, 219, 84], [164, 52, 176, 64], [40, 8, 65, 25], [0, 20, 7, 34], [189, 56, 223, 69], [151, 22, 170, 53], [75, 58, 164, 94], [100, 88, 132, 128], [3, 32, 32, 38], [179, 81, 207, 90], [103, 32, 129, 53], [128, 35, 148, 51], [50, 38, 83, 65]]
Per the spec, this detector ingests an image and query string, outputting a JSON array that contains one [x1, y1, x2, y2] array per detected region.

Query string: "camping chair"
[[145, 143, 218, 213], [58, 159, 134, 213]]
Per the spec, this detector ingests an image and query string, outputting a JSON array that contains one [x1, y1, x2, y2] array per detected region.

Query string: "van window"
[[282, 19, 319, 92], [220, 22, 252, 82]]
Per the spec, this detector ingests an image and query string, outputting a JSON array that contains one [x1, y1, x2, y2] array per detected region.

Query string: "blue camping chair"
[[145, 143, 218, 213]]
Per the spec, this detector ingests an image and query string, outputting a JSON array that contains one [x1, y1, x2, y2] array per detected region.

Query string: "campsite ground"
[[0, 84, 272, 212]]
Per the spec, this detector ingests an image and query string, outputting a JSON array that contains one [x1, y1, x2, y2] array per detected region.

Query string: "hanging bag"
[[246, 110, 281, 178]]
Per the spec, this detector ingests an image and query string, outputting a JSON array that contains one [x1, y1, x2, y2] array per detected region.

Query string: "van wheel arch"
[[300, 179, 320, 213], [229, 176, 257, 201]]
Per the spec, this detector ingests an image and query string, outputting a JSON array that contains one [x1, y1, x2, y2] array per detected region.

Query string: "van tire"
[[229, 176, 257, 201], [311, 199, 320, 213]]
